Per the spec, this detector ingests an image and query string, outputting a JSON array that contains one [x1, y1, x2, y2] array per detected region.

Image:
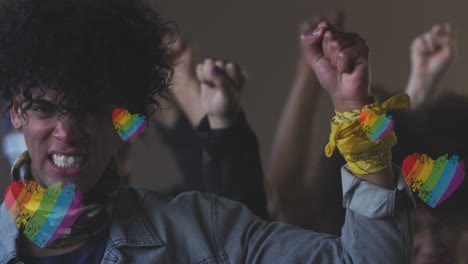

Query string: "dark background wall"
[[1, 0, 467, 196]]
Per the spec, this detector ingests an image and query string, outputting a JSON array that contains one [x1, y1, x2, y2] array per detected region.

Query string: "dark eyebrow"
[[30, 98, 57, 106]]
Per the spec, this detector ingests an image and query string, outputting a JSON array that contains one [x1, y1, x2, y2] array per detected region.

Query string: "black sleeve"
[[196, 112, 268, 219], [155, 113, 205, 192]]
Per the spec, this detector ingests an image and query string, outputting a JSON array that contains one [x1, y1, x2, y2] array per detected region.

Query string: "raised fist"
[[301, 21, 370, 112], [406, 23, 456, 108], [196, 59, 246, 128]]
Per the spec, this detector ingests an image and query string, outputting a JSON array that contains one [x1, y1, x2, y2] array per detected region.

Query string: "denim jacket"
[[1, 165, 414, 264]]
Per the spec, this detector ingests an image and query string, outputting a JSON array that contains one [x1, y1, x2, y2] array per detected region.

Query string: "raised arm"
[[195, 58, 268, 219], [302, 21, 397, 187], [152, 40, 267, 218], [152, 38, 205, 192], [213, 22, 413, 264], [405, 23, 456, 109], [266, 14, 342, 225]]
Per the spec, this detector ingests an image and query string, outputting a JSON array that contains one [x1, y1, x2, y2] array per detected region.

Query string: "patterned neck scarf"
[[8, 151, 120, 249]]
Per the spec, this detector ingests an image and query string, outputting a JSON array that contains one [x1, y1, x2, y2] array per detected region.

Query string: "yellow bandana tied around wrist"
[[325, 93, 410, 174]]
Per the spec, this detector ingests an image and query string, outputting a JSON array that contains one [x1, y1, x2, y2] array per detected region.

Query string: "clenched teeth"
[[51, 154, 84, 168]]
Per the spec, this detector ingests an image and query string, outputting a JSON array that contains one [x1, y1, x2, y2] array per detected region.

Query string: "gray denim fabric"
[[0, 165, 414, 264]]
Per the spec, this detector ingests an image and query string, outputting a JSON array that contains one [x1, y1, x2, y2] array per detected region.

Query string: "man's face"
[[10, 88, 122, 192], [413, 207, 468, 264]]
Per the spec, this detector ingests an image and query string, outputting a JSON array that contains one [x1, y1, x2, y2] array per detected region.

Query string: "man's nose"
[[52, 115, 85, 143]]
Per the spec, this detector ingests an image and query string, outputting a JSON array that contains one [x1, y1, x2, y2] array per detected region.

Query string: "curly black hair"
[[0, 0, 174, 120]]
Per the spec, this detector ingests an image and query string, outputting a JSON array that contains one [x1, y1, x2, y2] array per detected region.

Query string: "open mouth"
[[49, 154, 87, 169]]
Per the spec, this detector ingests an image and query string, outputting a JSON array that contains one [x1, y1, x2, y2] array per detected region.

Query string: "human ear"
[[10, 97, 23, 129]]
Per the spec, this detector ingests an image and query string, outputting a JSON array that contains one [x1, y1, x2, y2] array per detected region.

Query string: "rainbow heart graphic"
[[3, 180, 83, 248], [359, 110, 394, 142], [402, 153, 465, 208], [112, 108, 147, 141]]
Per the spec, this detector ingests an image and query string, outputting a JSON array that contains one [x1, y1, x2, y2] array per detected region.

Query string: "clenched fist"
[[406, 23, 456, 108], [301, 21, 370, 112], [196, 59, 246, 129]]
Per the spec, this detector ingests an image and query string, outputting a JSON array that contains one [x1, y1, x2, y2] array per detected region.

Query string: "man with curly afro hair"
[[0, 0, 414, 263]]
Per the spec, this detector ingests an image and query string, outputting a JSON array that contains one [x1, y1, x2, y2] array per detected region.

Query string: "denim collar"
[[0, 188, 165, 263], [107, 188, 165, 248]]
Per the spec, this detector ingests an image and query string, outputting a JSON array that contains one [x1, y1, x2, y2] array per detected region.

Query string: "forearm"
[[174, 78, 205, 126], [197, 112, 268, 219], [267, 59, 322, 206], [405, 73, 438, 109]]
